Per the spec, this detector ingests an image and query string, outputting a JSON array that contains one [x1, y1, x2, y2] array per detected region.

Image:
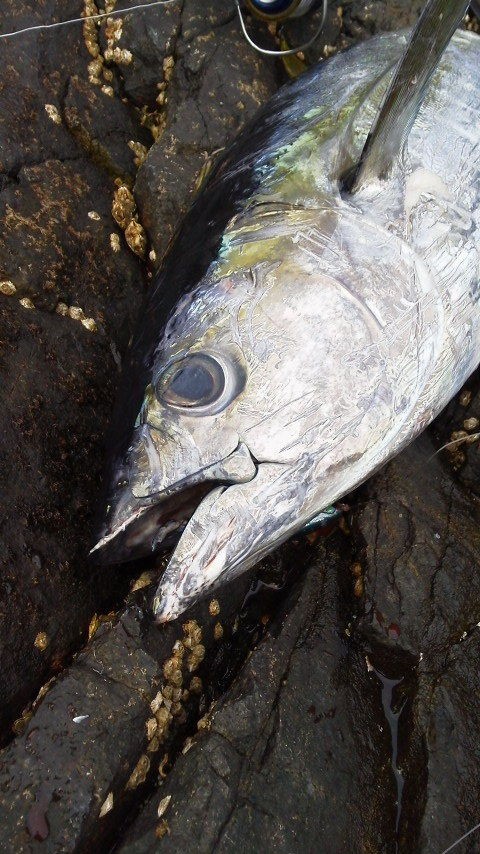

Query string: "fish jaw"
[[90, 435, 257, 565], [152, 460, 310, 623]]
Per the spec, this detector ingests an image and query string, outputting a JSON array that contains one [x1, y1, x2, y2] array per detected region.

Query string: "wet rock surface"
[[118, 552, 398, 854], [0, 1, 480, 853]]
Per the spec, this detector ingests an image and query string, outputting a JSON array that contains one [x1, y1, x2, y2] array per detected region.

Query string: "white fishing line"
[[440, 820, 480, 854], [0, 0, 179, 41], [428, 431, 480, 460]]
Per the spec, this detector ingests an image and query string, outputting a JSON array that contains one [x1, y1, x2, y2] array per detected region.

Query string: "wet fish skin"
[[93, 30, 480, 622]]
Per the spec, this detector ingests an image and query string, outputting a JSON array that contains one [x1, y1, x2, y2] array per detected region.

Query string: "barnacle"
[[125, 220, 147, 258], [125, 754, 150, 790], [0, 280, 16, 295], [209, 599, 220, 617], [34, 632, 48, 651], [44, 104, 62, 125], [112, 185, 136, 229], [99, 792, 114, 818]]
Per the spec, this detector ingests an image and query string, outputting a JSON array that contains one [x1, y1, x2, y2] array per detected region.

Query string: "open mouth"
[[92, 442, 299, 623], [90, 439, 259, 567], [90, 481, 218, 566]]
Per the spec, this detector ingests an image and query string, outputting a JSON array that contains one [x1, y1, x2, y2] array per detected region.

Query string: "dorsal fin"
[[348, 0, 471, 193]]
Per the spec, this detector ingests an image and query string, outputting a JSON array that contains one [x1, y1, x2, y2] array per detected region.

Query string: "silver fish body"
[[93, 30, 480, 621]]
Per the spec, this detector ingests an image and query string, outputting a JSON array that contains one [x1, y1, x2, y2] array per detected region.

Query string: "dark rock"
[[0, 541, 309, 853], [115, 0, 183, 107], [0, 158, 143, 313], [340, 0, 424, 41], [134, 0, 277, 259], [0, 2, 83, 177], [347, 431, 480, 852], [414, 631, 480, 853], [63, 76, 151, 182], [0, 287, 142, 735], [0, 3, 147, 736], [352, 435, 480, 661], [0, 608, 161, 853], [118, 552, 399, 853]]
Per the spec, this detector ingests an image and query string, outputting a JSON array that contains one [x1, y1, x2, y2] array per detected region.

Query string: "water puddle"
[[372, 666, 407, 846]]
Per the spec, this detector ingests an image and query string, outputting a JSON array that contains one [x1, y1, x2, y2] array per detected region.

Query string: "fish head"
[[93, 204, 430, 621], [92, 267, 258, 566]]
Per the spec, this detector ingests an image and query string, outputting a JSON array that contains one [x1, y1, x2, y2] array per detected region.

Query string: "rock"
[[347, 433, 480, 852], [340, 0, 424, 41], [0, 541, 308, 852], [114, 0, 182, 107], [353, 435, 480, 661], [117, 551, 398, 853], [0, 285, 140, 737], [0, 608, 162, 853], [63, 75, 151, 182], [414, 631, 480, 853], [0, 2, 147, 736], [134, 0, 278, 259]]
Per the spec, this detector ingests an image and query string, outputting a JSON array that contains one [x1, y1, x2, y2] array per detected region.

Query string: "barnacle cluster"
[[125, 220, 147, 257], [127, 140, 148, 169], [111, 184, 135, 228], [156, 54, 175, 109], [465, 11, 480, 33], [140, 621, 206, 774], [139, 54, 176, 142], [446, 420, 480, 467], [84, 0, 131, 96], [111, 183, 147, 258], [83, 0, 174, 164], [56, 302, 98, 332], [103, 15, 132, 67]]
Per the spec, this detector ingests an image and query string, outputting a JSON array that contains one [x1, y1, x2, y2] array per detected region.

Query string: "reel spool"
[[236, 0, 327, 55], [244, 0, 323, 20]]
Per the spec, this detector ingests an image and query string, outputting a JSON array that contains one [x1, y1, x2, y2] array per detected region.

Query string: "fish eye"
[[157, 352, 240, 415]]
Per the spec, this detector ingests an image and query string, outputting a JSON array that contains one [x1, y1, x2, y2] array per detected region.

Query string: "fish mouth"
[[90, 438, 258, 567], [90, 481, 215, 566], [92, 432, 302, 624]]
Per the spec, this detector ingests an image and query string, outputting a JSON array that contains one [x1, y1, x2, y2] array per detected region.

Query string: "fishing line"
[[0, 0, 180, 41], [440, 820, 480, 854], [0, 0, 327, 56], [428, 431, 480, 460]]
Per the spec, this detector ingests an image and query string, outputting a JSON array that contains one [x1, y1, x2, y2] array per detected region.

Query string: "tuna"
[[92, 17, 480, 622]]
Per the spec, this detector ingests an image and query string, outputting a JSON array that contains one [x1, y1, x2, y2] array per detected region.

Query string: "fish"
[[92, 9, 480, 623]]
